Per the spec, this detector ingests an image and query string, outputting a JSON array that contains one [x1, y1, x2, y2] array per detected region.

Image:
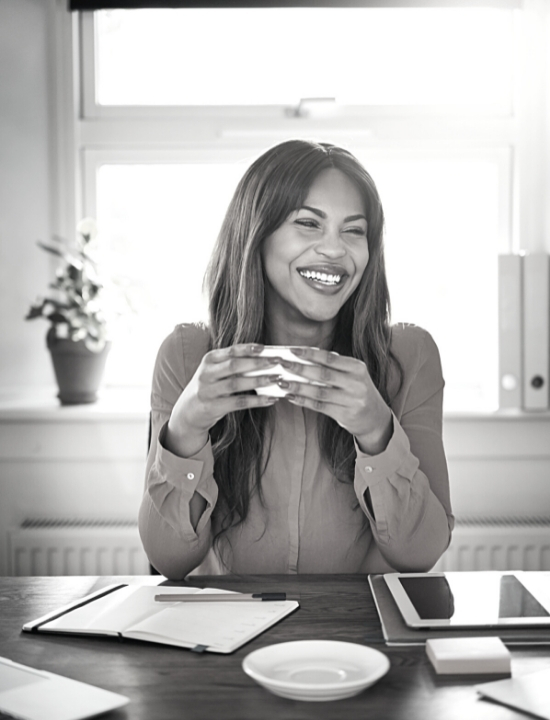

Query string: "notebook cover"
[[23, 585, 299, 654], [368, 574, 550, 647]]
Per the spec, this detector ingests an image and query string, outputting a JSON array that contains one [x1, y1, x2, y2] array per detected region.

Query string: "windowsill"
[[444, 409, 550, 421], [0, 386, 150, 422], [1, 387, 550, 423]]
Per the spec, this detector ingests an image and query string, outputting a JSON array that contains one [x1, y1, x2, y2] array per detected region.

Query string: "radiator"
[[432, 517, 550, 572], [8, 519, 151, 576], [7, 517, 550, 576]]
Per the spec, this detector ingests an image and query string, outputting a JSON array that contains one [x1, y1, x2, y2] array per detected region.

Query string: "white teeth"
[[299, 270, 342, 285]]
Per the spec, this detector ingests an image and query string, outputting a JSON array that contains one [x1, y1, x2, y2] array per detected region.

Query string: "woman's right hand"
[[165, 344, 280, 457]]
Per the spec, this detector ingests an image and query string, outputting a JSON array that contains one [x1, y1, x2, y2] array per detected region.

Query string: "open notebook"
[[23, 585, 299, 654]]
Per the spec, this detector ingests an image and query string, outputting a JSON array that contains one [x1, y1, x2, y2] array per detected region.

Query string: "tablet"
[[384, 571, 550, 629]]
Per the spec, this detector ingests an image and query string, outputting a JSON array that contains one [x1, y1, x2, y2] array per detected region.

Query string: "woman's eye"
[[344, 227, 367, 236], [295, 219, 319, 229]]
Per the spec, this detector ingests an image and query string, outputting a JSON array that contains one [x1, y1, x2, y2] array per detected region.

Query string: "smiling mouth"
[[298, 269, 343, 286]]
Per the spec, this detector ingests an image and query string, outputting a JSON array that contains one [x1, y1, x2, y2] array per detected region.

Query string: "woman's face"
[[261, 168, 370, 329]]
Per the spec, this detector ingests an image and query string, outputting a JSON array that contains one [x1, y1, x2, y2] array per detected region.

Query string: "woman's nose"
[[315, 228, 346, 258]]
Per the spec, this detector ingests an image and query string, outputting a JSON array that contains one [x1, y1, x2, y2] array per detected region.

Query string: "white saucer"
[[242, 640, 390, 702]]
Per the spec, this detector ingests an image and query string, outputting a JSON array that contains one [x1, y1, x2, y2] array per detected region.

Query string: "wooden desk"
[[1, 574, 549, 720]]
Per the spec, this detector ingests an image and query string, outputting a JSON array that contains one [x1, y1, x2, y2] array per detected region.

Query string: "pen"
[[154, 592, 288, 603]]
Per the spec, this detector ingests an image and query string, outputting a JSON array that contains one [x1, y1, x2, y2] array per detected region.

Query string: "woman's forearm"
[[354, 408, 394, 456], [165, 396, 210, 459]]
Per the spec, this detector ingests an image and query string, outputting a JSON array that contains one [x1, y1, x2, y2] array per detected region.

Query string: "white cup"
[[244, 346, 322, 397]]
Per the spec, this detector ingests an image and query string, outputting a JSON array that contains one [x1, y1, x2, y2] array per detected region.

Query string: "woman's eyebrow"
[[300, 205, 326, 218], [300, 205, 367, 223]]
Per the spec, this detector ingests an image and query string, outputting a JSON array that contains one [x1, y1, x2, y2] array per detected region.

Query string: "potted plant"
[[26, 218, 116, 405]]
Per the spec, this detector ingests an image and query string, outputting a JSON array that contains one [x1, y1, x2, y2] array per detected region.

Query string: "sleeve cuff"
[[353, 414, 420, 526], [354, 414, 419, 485], [155, 422, 217, 508]]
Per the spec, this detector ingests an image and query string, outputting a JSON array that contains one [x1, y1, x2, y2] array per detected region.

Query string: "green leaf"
[[37, 241, 65, 258], [25, 303, 45, 320], [47, 311, 69, 324]]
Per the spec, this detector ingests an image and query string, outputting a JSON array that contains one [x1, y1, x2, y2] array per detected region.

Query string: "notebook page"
[[126, 600, 299, 653], [42, 586, 201, 635]]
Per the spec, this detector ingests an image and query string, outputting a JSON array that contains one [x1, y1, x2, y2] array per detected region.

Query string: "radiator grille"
[[432, 517, 550, 572], [8, 519, 150, 576], [8, 517, 550, 576]]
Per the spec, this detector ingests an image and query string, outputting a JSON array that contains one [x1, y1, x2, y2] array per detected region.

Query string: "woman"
[[139, 139, 454, 579]]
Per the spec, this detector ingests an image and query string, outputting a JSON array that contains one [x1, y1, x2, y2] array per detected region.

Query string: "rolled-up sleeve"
[[354, 329, 454, 572]]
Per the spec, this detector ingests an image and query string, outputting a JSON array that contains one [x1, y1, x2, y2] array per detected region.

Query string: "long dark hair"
[[205, 139, 401, 536]]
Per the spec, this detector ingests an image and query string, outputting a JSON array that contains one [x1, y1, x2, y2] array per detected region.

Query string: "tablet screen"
[[398, 574, 549, 623]]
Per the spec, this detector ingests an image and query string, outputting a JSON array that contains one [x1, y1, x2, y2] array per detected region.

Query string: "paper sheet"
[[43, 586, 200, 634], [127, 600, 297, 652], [476, 667, 550, 720]]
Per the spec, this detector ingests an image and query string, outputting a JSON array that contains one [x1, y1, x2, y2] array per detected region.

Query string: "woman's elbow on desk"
[[140, 535, 211, 581], [138, 497, 212, 580], [377, 514, 453, 573]]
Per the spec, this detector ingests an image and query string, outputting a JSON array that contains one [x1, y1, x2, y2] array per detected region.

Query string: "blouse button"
[[365, 466, 373, 473], [186, 472, 195, 480]]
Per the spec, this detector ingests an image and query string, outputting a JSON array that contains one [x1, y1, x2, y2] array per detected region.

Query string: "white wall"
[[0, 0, 58, 392], [0, 407, 549, 576], [0, 2, 549, 578], [1, 0, 550, 395]]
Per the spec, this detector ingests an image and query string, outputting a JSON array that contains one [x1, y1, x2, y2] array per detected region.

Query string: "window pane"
[[95, 156, 501, 411], [96, 164, 246, 386], [359, 155, 501, 412], [96, 8, 513, 107]]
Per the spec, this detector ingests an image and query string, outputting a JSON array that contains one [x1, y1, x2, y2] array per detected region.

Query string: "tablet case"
[[368, 574, 550, 646]]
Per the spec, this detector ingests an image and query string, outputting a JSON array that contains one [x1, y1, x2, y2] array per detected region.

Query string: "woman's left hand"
[[279, 347, 393, 455]]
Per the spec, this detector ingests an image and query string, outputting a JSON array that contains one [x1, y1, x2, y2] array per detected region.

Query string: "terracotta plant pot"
[[47, 328, 111, 405]]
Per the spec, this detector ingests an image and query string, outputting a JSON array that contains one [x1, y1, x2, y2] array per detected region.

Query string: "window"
[[93, 8, 513, 108], [74, 4, 532, 412]]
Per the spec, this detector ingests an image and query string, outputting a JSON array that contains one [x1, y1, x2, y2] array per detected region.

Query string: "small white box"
[[426, 637, 511, 675]]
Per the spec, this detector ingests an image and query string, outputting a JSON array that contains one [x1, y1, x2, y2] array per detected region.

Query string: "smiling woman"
[[138, 139, 454, 580], [262, 169, 370, 334], [82, 4, 522, 410]]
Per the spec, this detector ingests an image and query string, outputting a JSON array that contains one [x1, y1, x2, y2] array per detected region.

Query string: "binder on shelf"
[[522, 253, 549, 411], [498, 254, 523, 409]]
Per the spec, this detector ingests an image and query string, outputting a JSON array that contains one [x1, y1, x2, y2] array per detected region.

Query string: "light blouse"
[[138, 323, 454, 579]]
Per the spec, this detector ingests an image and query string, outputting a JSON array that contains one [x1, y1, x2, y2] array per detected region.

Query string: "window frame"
[[72, 2, 549, 256], [79, 9, 517, 121], [78, 4, 521, 233], [53, 0, 550, 411]]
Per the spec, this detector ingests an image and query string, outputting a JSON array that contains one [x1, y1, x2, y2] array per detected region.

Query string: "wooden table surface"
[[1, 574, 549, 720]]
